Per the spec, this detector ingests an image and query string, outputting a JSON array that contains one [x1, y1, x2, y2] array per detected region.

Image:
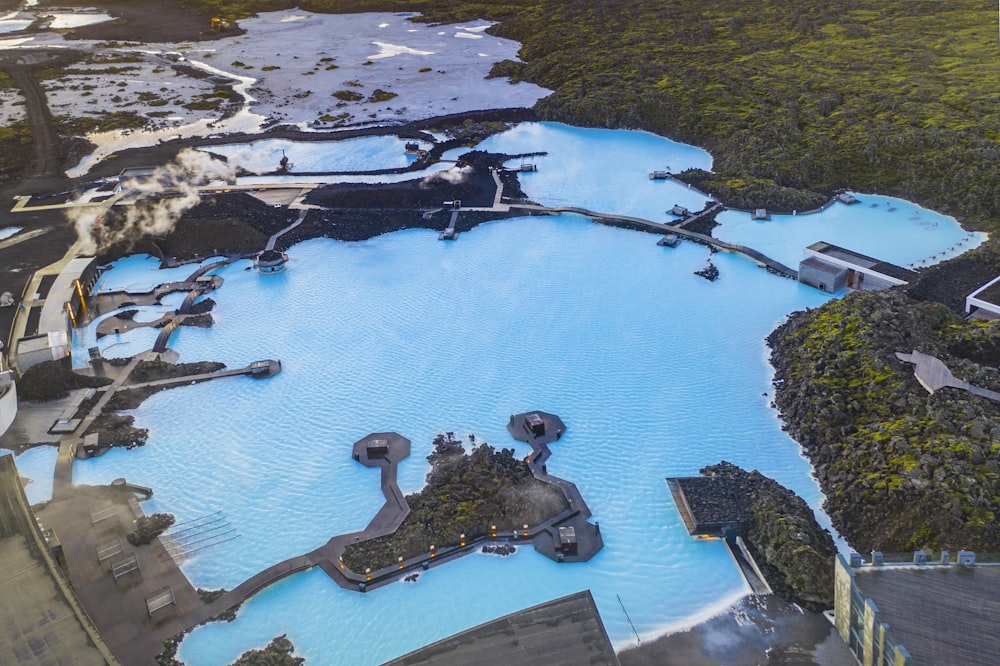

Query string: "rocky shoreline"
[[768, 252, 1000, 552], [696, 462, 836, 611]]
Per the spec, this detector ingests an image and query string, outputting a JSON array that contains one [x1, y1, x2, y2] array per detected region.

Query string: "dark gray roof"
[[383, 590, 620, 666], [0, 455, 111, 665], [805, 242, 915, 282], [799, 256, 845, 276], [674, 476, 753, 525], [972, 278, 1000, 307], [854, 565, 1000, 665], [869, 261, 918, 282]]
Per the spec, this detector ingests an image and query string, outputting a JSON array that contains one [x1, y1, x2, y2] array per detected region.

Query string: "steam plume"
[[69, 149, 236, 253], [420, 164, 473, 188]]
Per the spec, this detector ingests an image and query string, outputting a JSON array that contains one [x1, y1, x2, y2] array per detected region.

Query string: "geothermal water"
[[203, 136, 431, 174], [63, 123, 975, 664]]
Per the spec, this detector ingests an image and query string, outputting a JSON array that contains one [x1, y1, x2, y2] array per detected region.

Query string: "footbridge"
[[509, 204, 798, 279]]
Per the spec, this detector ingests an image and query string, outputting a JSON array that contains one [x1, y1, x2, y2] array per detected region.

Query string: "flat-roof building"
[[0, 454, 116, 664], [834, 552, 1000, 665], [965, 275, 1000, 319], [385, 590, 619, 666], [798, 241, 917, 294]]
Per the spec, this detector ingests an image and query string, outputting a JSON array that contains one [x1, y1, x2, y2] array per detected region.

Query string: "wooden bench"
[[97, 536, 124, 563], [111, 553, 140, 581], [89, 505, 119, 526], [145, 586, 174, 616]]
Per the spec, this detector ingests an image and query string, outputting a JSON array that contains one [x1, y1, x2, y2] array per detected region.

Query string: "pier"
[[506, 411, 603, 563], [439, 209, 460, 240], [439, 199, 462, 240], [122, 359, 282, 392], [93, 258, 236, 352], [672, 201, 725, 229]]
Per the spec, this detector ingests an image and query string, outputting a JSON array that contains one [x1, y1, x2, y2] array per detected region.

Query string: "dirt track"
[[53, 0, 241, 44]]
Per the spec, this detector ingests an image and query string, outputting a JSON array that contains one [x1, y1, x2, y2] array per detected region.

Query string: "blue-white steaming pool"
[[56, 123, 979, 663]]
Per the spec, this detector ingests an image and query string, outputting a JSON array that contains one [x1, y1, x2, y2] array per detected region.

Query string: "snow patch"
[[368, 41, 434, 59]]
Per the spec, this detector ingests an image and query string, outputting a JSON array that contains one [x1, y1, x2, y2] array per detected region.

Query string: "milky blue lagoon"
[[64, 123, 976, 664], [203, 136, 430, 175]]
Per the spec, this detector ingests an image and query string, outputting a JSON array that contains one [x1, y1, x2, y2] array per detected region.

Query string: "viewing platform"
[[253, 249, 288, 273], [896, 350, 1000, 402], [657, 233, 680, 247], [507, 411, 602, 563]]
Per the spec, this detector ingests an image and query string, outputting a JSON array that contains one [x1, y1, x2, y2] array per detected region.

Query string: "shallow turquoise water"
[[3, 445, 57, 504], [63, 123, 974, 664]]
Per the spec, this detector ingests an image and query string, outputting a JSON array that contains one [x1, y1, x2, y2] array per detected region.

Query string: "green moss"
[[332, 89, 363, 101], [771, 288, 1000, 550], [181, 0, 1000, 230], [367, 88, 397, 103]]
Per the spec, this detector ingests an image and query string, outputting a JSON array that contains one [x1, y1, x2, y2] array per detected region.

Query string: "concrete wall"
[[862, 599, 879, 666], [833, 554, 854, 646], [833, 554, 912, 666], [965, 274, 1000, 314], [799, 260, 847, 293]]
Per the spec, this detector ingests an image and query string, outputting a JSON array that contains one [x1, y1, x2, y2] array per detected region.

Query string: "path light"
[[491, 524, 496, 537], [398, 556, 404, 570], [365, 567, 371, 581], [523, 523, 529, 537], [430, 544, 436, 558], [460, 533, 465, 547], [339, 555, 344, 570]]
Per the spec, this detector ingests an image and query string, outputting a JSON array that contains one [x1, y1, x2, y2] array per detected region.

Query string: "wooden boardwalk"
[[265, 209, 307, 251], [123, 361, 281, 391], [509, 204, 798, 279], [179, 417, 604, 631]]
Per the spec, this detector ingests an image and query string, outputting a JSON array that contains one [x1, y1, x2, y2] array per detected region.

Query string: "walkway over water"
[[508, 204, 798, 279], [180, 416, 603, 632]]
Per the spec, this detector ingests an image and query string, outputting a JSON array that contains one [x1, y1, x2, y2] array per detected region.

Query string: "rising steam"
[[69, 149, 237, 253], [419, 164, 473, 188]]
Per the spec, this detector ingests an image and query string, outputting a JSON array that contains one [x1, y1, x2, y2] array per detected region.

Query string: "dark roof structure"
[[799, 256, 843, 275], [805, 241, 917, 282], [0, 454, 115, 664], [384, 590, 620, 666], [854, 566, 1000, 665], [666, 475, 755, 536]]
